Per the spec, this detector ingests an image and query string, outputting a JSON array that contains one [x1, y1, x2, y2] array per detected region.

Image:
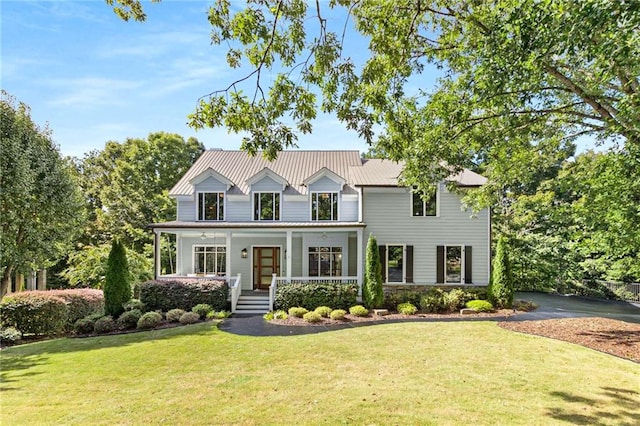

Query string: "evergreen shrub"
[[94, 316, 116, 333], [465, 300, 494, 312], [140, 279, 228, 312], [0, 327, 22, 345], [274, 282, 358, 311], [397, 302, 418, 315], [104, 240, 132, 318], [288, 307, 308, 318], [303, 311, 322, 323], [117, 309, 142, 329], [137, 311, 163, 329], [192, 303, 213, 319], [349, 305, 369, 317], [330, 309, 347, 320], [488, 236, 514, 308], [314, 306, 332, 318], [178, 311, 200, 325], [0, 293, 68, 336], [166, 309, 186, 322]]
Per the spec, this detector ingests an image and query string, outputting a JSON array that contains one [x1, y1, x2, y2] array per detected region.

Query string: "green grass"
[[1, 322, 638, 425]]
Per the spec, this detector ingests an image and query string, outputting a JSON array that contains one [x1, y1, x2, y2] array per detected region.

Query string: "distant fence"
[[597, 280, 640, 302]]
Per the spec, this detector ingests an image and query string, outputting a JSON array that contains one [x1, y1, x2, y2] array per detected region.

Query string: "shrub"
[[137, 311, 163, 329], [314, 306, 333, 318], [104, 240, 132, 318], [94, 316, 116, 334], [349, 305, 369, 317], [117, 309, 142, 330], [397, 302, 418, 315], [0, 293, 68, 336], [274, 282, 358, 311], [74, 317, 95, 334], [179, 311, 200, 325], [272, 310, 288, 320], [330, 309, 347, 320], [363, 234, 384, 308], [443, 288, 467, 312], [303, 311, 322, 323], [420, 289, 447, 313], [465, 300, 494, 312], [0, 327, 22, 346], [488, 236, 514, 308], [166, 309, 186, 322], [513, 300, 538, 312], [192, 303, 213, 319], [44, 289, 104, 328], [383, 290, 422, 310], [288, 307, 308, 318], [123, 299, 146, 312], [140, 279, 228, 312], [207, 310, 231, 320]]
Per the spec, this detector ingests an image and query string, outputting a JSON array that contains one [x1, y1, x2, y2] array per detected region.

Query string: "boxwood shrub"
[[94, 316, 116, 334], [140, 279, 228, 312], [465, 300, 494, 312], [179, 311, 200, 325], [117, 309, 142, 330], [137, 311, 163, 329], [303, 311, 322, 323], [275, 282, 358, 311], [0, 293, 68, 336]]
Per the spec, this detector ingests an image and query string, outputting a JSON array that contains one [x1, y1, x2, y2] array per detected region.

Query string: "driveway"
[[513, 291, 640, 324]]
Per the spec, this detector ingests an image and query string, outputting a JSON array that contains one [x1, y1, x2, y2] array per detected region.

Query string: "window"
[[198, 192, 224, 221], [311, 192, 338, 220], [254, 192, 280, 220], [308, 247, 342, 276], [193, 246, 226, 276], [412, 190, 437, 216], [386, 245, 405, 283], [436, 245, 471, 284], [445, 246, 462, 283]]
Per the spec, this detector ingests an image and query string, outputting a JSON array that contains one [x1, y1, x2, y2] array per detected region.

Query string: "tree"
[[363, 234, 383, 308], [104, 240, 131, 317], [0, 91, 85, 298], [488, 236, 514, 309], [109, 0, 638, 197]]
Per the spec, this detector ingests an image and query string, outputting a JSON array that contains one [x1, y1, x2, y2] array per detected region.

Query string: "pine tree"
[[104, 239, 131, 317], [488, 236, 514, 308], [363, 234, 383, 308]]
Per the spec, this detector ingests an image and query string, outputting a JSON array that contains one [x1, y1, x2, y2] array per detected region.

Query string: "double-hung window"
[[308, 247, 342, 276], [254, 192, 280, 220], [193, 246, 226, 276], [198, 192, 224, 221], [311, 192, 338, 221], [412, 190, 437, 216]]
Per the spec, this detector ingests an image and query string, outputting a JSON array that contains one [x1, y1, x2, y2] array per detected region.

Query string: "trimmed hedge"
[[140, 279, 229, 312], [0, 293, 68, 336], [43, 289, 104, 327], [275, 282, 358, 311]]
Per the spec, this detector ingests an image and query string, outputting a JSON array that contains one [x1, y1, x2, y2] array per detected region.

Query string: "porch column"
[[356, 228, 364, 293], [154, 230, 161, 279], [286, 230, 292, 282], [37, 269, 47, 290], [226, 231, 232, 278]]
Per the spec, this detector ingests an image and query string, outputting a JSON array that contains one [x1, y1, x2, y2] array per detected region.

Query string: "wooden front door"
[[253, 247, 280, 290]]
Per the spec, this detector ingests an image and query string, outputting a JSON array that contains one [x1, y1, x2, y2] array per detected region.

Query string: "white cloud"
[[45, 77, 142, 108]]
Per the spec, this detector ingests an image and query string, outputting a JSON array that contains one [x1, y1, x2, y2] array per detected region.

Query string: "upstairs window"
[[412, 190, 437, 217], [311, 192, 338, 221], [198, 192, 224, 221], [254, 192, 280, 221], [308, 247, 342, 277]]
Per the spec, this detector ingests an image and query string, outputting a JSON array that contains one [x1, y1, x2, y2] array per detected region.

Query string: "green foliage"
[[442, 289, 467, 312], [465, 300, 494, 313], [0, 293, 68, 336], [192, 304, 213, 319], [419, 289, 447, 313], [288, 307, 308, 318], [140, 279, 229, 312], [314, 306, 332, 318], [44, 289, 105, 328], [94, 316, 116, 334], [208, 310, 231, 320], [104, 240, 132, 317], [488, 237, 514, 309], [363, 234, 384, 309], [302, 311, 322, 323], [264, 310, 288, 320], [0, 327, 22, 345], [383, 290, 423, 310], [274, 282, 358, 311], [117, 309, 142, 330], [137, 311, 163, 329], [178, 311, 200, 325], [329, 309, 347, 320], [349, 305, 369, 317], [512, 300, 538, 312], [74, 317, 95, 334], [1, 91, 86, 298], [124, 299, 146, 312], [397, 302, 417, 315], [166, 309, 186, 322]]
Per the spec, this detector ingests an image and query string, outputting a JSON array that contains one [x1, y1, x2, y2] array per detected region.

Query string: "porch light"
[[200, 232, 207, 240], [241, 248, 248, 258]]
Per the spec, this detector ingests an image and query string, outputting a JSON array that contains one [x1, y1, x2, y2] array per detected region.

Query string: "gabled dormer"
[[303, 167, 347, 221], [246, 167, 288, 221], [190, 168, 234, 221]]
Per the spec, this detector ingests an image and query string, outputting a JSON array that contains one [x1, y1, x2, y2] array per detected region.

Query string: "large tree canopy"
[[109, 0, 639, 195], [0, 91, 86, 298]]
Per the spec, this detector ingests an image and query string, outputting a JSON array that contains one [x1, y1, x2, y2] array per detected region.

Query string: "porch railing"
[[269, 273, 277, 312], [274, 276, 359, 286], [230, 273, 242, 313]]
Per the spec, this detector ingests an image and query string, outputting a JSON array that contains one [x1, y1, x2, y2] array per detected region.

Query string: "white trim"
[[189, 168, 233, 190], [342, 193, 359, 201], [385, 244, 406, 284], [409, 186, 439, 218], [196, 191, 226, 221], [303, 167, 346, 189], [250, 245, 283, 289], [252, 191, 282, 221], [309, 191, 340, 221], [192, 243, 227, 276]]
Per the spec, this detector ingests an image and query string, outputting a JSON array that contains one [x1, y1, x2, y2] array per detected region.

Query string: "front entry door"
[[253, 247, 280, 290]]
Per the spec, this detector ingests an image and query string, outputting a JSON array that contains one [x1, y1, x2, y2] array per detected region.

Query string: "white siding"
[[194, 176, 227, 192], [282, 199, 308, 221], [251, 176, 282, 192], [362, 184, 489, 285], [177, 200, 196, 221], [226, 198, 251, 221], [341, 197, 358, 221], [308, 176, 342, 192]]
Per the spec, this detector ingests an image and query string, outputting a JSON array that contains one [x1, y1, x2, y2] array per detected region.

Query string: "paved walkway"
[[217, 292, 640, 337]]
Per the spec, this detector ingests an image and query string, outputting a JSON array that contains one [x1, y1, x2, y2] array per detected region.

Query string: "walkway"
[[217, 292, 640, 337]]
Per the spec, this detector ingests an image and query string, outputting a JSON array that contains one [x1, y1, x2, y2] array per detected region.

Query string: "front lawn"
[[1, 322, 638, 425]]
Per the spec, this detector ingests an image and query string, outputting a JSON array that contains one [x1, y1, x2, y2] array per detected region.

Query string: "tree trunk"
[[1, 265, 14, 300]]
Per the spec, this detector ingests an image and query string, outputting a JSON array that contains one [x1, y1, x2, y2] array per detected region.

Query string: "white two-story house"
[[151, 150, 489, 312]]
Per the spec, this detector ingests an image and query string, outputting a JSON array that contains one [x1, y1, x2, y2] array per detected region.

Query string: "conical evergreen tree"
[[488, 236, 514, 308], [363, 234, 384, 308], [104, 239, 131, 317]]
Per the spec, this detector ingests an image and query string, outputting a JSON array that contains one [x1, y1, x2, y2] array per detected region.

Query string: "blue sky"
[[1, 0, 389, 158]]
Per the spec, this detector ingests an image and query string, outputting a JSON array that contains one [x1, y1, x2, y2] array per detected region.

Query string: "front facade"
[[151, 150, 490, 303]]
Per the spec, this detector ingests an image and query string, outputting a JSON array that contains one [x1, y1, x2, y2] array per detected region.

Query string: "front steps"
[[235, 293, 270, 314]]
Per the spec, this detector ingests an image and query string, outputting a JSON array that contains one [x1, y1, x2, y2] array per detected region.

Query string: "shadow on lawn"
[[546, 387, 640, 425], [577, 329, 640, 347]]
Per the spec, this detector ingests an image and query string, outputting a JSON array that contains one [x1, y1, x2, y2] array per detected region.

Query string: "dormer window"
[[412, 190, 437, 217], [254, 192, 280, 221], [311, 192, 338, 221], [198, 192, 224, 221]]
